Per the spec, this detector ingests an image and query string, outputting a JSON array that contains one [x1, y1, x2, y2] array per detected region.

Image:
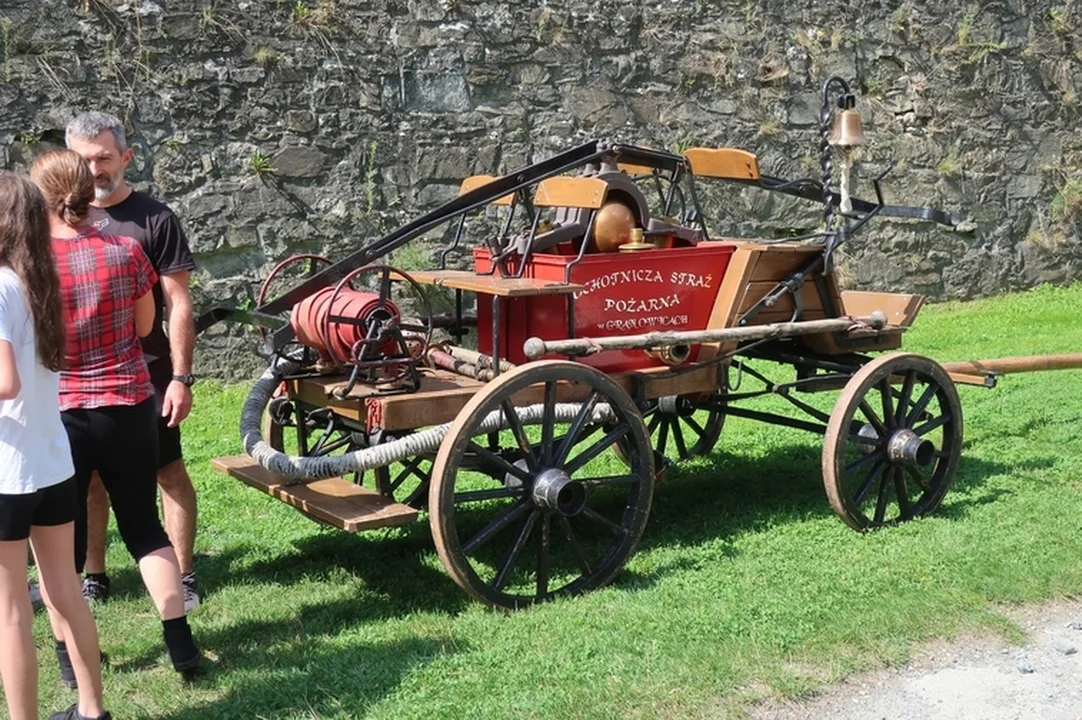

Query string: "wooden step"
[[211, 455, 419, 532]]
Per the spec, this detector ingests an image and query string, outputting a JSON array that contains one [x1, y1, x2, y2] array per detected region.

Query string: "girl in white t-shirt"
[[0, 171, 111, 720]]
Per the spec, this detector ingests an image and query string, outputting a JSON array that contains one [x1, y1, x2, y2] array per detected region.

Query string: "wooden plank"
[[734, 279, 841, 323], [459, 175, 514, 206], [684, 148, 760, 180], [406, 269, 584, 297], [211, 455, 418, 532], [841, 290, 924, 328], [617, 162, 657, 176], [745, 244, 825, 283], [533, 176, 607, 209], [696, 243, 759, 362]]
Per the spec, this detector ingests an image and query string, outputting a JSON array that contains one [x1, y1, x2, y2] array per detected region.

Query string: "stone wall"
[[0, 0, 1079, 378]]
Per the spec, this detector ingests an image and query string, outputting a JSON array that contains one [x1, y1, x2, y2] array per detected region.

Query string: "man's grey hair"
[[66, 111, 128, 150]]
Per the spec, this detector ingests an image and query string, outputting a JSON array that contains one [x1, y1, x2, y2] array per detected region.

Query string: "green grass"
[[33, 282, 1082, 719]]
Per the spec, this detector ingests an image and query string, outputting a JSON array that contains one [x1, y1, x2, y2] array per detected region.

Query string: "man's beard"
[[94, 173, 121, 201]]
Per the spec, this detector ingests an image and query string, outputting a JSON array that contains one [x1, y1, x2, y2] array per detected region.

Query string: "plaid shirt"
[[53, 228, 158, 411]]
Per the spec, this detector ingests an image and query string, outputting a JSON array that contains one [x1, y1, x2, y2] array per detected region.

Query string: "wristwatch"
[[172, 373, 196, 387]]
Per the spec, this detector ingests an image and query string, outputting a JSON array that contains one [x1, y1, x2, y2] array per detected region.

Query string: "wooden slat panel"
[[841, 290, 924, 328], [617, 162, 657, 176], [459, 175, 514, 206], [684, 147, 760, 180], [533, 176, 607, 209], [406, 269, 584, 297], [735, 279, 842, 320], [745, 243, 825, 282], [211, 455, 418, 532]]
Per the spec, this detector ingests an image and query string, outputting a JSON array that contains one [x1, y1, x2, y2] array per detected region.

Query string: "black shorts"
[[0, 477, 78, 541], [151, 374, 184, 469]]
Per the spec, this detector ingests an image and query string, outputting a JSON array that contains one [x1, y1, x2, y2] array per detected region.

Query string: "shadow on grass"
[[150, 625, 458, 720], [164, 441, 1024, 613]]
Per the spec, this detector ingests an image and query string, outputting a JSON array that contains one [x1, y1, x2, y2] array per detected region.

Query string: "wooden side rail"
[[211, 455, 418, 532]]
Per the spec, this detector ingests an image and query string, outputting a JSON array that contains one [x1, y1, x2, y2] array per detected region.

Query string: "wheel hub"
[[532, 468, 587, 516], [887, 428, 935, 467]]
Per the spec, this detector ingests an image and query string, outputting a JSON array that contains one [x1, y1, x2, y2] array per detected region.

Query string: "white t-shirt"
[[0, 266, 74, 495]]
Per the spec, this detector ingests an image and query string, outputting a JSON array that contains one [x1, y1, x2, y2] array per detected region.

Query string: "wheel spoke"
[[536, 513, 551, 599], [853, 456, 887, 505], [684, 415, 708, 442], [905, 463, 931, 492], [858, 399, 889, 437], [579, 507, 627, 536], [501, 399, 538, 471], [492, 509, 539, 591], [467, 441, 530, 483], [541, 381, 557, 465], [388, 456, 427, 494], [873, 467, 892, 524], [554, 390, 601, 465], [656, 417, 670, 456], [558, 515, 591, 575], [453, 487, 524, 503], [893, 467, 912, 518], [905, 383, 937, 426], [913, 412, 951, 437], [564, 422, 631, 475], [879, 379, 895, 429], [580, 474, 641, 487], [462, 501, 531, 555], [672, 421, 689, 458], [646, 411, 663, 435], [844, 448, 884, 474], [895, 370, 916, 426]]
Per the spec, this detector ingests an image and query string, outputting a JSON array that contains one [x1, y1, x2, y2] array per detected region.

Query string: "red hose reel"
[[285, 264, 432, 383]]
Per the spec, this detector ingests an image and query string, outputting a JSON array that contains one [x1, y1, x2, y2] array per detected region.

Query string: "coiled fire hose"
[[239, 357, 614, 481]]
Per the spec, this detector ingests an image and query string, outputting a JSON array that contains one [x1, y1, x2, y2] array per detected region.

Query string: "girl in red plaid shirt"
[[31, 150, 200, 686]]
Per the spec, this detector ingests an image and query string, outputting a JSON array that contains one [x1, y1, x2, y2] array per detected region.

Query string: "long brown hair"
[[30, 149, 94, 229], [0, 171, 66, 371]]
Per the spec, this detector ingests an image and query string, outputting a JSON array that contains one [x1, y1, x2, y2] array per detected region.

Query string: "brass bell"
[[828, 106, 867, 148]]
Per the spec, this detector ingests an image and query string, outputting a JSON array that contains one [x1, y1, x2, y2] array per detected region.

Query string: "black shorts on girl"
[[0, 477, 77, 541]]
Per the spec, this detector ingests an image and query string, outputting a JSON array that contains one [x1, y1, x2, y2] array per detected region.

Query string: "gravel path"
[[751, 599, 1082, 720]]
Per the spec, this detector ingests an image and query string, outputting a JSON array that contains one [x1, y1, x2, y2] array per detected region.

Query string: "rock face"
[[0, 0, 1079, 379]]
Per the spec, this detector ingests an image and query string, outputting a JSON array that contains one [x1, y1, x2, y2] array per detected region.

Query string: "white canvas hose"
[[239, 357, 613, 480]]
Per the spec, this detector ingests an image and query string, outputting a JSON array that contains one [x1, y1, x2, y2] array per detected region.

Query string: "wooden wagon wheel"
[[261, 398, 366, 484], [369, 429, 432, 509], [429, 360, 655, 609], [822, 352, 963, 531], [614, 391, 726, 475]]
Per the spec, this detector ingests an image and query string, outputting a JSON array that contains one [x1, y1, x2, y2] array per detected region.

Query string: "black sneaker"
[[48, 702, 112, 720], [81, 574, 110, 603], [181, 572, 201, 613]]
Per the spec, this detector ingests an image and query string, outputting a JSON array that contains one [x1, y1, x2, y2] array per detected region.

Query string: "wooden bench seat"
[[211, 455, 418, 532]]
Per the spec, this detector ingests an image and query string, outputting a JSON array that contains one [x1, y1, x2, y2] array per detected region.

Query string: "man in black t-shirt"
[[66, 111, 202, 612]]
